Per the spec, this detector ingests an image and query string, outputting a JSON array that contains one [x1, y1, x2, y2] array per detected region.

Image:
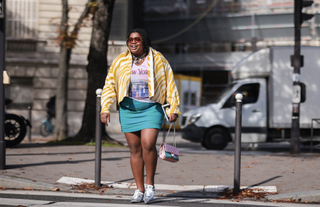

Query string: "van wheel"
[[203, 128, 229, 150]]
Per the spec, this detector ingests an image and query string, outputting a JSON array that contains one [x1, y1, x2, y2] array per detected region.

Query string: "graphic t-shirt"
[[128, 59, 154, 103]]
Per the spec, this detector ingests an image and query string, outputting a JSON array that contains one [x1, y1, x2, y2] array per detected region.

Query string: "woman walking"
[[100, 28, 180, 203]]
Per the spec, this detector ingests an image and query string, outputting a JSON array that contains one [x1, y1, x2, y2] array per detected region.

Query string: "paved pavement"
[[1, 131, 320, 205]]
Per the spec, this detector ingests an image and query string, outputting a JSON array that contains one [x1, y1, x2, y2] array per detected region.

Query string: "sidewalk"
[[1, 132, 320, 203]]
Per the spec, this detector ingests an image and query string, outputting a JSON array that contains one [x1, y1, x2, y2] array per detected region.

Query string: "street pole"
[[95, 88, 102, 187], [0, 0, 6, 170], [28, 106, 32, 143], [234, 93, 243, 195], [291, 0, 302, 154]]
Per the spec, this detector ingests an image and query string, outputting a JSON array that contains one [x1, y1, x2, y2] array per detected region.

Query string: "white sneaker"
[[144, 184, 155, 204], [131, 189, 144, 203]]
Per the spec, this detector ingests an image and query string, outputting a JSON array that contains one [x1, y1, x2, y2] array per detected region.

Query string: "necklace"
[[132, 53, 146, 64]]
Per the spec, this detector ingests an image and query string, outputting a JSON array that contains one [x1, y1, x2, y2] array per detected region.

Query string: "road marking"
[[56, 176, 277, 192]]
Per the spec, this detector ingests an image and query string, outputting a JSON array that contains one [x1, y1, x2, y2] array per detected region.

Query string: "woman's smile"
[[128, 32, 144, 56]]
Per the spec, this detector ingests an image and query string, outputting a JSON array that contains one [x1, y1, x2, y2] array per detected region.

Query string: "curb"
[[56, 176, 277, 193], [266, 190, 320, 203], [0, 175, 57, 191], [2, 175, 320, 204]]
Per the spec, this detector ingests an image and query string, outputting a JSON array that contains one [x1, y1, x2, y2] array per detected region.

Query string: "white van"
[[180, 47, 320, 150]]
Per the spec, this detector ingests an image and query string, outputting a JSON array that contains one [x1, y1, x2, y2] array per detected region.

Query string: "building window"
[[6, 0, 38, 39], [109, 0, 128, 41]]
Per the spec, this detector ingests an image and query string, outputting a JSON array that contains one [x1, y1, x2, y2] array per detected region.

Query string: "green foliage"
[[86, 139, 126, 148]]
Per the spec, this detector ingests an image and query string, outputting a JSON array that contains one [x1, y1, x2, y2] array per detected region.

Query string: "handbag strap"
[[165, 122, 176, 147]]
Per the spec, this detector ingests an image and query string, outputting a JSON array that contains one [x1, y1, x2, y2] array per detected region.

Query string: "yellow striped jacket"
[[101, 47, 180, 115]]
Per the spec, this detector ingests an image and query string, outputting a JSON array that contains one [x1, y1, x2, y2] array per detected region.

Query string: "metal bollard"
[[28, 106, 32, 143], [95, 88, 102, 187], [234, 93, 243, 195]]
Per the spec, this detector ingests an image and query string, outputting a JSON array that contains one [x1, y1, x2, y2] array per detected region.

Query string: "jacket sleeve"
[[101, 63, 117, 114], [165, 61, 180, 115]]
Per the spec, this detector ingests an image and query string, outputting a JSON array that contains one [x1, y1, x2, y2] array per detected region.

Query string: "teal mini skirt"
[[119, 97, 165, 133]]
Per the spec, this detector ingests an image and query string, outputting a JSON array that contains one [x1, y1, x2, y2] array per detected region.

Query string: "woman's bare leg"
[[141, 128, 159, 186], [125, 131, 145, 193]]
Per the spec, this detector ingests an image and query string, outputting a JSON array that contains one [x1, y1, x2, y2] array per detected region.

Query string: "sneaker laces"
[[132, 189, 143, 198], [144, 184, 155, 201], [132, 189, 143, 200]]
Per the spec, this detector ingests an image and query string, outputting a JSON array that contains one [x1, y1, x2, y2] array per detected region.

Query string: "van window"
[[212, 83, 236, 104], [222, 83, 260, 108]]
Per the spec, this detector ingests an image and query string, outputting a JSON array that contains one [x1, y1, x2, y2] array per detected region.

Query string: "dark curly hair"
[[126, 28, 151, 54]]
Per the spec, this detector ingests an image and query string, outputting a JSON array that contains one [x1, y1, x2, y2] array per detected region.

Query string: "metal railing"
[[310, 118, 320, 153]]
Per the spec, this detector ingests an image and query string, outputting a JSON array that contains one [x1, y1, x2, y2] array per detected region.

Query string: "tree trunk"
[[72, 0, 117, 142], [54, 0, 70, 141]]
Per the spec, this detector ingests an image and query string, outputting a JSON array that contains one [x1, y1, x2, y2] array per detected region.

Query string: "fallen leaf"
[[23, 188, 33, 190], [218, 188, 278, 200], [52, 188, 60, 191], [0, 186, 6, 190]]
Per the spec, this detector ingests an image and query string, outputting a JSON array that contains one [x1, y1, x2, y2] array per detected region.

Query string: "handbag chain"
[[165, 122, 176, 147]]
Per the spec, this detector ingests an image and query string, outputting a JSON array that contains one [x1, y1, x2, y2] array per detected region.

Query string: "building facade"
[[5, 0, 320, 135], [143, 0, 320, 104], [4, 0, 132, 135]]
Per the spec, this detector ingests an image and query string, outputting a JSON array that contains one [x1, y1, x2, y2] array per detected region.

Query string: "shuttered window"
[[6, 0, 38, 38]]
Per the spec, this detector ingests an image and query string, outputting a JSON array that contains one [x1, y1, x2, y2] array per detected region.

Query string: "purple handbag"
[[159, 123, 179, 162]]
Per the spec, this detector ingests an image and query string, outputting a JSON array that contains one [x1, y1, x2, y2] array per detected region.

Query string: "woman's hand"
[[168, 114, 178, 122], [101, 113, 110, 126]]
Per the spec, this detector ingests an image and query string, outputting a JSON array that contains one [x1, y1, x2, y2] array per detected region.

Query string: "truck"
[[180, 46, 320, 150]]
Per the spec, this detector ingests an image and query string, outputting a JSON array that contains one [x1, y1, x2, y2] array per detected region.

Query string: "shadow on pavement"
[[248, 176, 282, 187], [5, 156, 130, 169]]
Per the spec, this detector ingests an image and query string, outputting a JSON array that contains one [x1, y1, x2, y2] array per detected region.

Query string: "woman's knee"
[[142, 143, 157, 153], [129, 144, 143, 156]]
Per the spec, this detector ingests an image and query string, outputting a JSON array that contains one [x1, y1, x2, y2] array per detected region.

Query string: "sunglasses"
[[127, 37, 143, 43]]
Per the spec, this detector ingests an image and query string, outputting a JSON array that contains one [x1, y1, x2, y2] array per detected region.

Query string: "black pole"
[[291, 0, 301, 154], [234, 93, 243, 195], [95, 89, 102, 187], [0, 0, 6, 170], [28, 106, 32, 143]]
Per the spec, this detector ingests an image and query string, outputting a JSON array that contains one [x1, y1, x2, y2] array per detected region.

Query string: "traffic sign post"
[[291, 0, 314, 154], [0, 0, 6, 169]]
